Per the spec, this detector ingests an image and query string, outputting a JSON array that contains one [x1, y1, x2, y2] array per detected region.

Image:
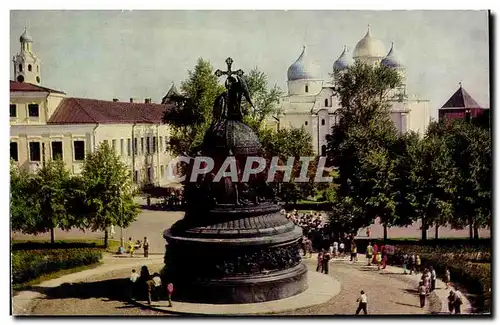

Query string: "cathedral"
[[277, 26, 431, 155]]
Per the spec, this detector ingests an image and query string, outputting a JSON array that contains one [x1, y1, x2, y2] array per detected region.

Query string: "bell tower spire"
[[13, 26, 41, 85]]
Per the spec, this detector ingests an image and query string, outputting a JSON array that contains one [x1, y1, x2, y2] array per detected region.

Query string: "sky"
[[10, 10, 490, 119]]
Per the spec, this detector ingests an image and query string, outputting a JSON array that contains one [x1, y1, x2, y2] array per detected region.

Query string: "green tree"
[[442, 120, 491, 240], [79, 142, 140, 248], [163, 58, 225, 155], [243, 67, 284, 125], [10, 160, 40, 235], [326, 61, 404, 240]]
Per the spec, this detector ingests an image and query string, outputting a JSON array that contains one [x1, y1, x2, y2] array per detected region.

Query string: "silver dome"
[[287, 46, 321, 81], [333, 46, 354, 71], [20, 28, 33, 43], [353, 25, 386, 60], [381, 42, 404, 68]]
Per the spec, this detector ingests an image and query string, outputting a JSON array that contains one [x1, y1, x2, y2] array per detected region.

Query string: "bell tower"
[[13, 27, 41, 85]]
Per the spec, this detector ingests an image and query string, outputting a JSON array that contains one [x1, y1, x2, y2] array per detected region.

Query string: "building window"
[[17, 75, 24, 83], [10, 104, 16, 118], [51, 141, 63, 160], [10, 142, 18, 161], [141, 137, 144, 154], [160, 165, 165, 179], [305, 121, 308, 126], [147, 167, 152, 183], [321, 145, 327, 157], [112, 139, 117, 152], [321, 119, 325, 126], [74, 140, 85, 161], [153, 136, 157, 153], [29, 142, 41, 162], [18, 64, 22, 72], [37, 65, 39, 72], [28, 64, 32, 72], [324, 99, 328, 107], [305, 85, 309, 93], [134, 138, 138, 155], [134, 170, 139, 183], [159, 136, 163, 152], [146, 137, 150, 154], [127, 138, 132, 156], [165, 137, 169, 150], [120, 139, 124, 156], [28, 104, 39, 117]]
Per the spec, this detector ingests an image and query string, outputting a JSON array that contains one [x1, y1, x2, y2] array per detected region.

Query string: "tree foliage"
[[79, 142, 140, 247]]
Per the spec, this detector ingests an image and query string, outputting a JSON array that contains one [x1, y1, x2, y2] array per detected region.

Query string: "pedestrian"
[[444, 268, 451, 289], [454, 289, 463, 314], [409, 254, 415, 275], [430, 266, 437, 291], [167, 282, 174, 307], [376, 251, 382, 270], [372, 243, 379, 265], [366, 242, 373, 266], [350, 242, 356, 262], [147, 273, 162, 305], [143, 236, 149, 258], [301, 236, 307, 256], [333, 240, 338, 257], [316, 250, 324, 272], [307, 238, 313, 258], [128, 237, 135, 257], [339, 241, 345, 257], [323, 249, 331, 274], [381, 245, 387, 269], [415, 255, 421, 274], [129, 269, 139, 301], [355, 290, 368, 315], [418, 281, 427, 308], [402, 253, 409, 275], [422, 269, 430, 295], [447, 290, 456, 314]]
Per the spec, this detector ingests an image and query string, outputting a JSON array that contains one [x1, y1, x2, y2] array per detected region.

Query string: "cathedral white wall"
[[407, 100, 431, 135], [287, 79, 323, 96]]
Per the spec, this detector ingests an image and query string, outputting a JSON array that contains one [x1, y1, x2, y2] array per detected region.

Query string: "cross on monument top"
[[215, 57, 244, 78]]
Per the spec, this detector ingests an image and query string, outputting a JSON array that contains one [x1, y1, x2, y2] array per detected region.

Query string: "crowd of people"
[[118, 236, 150, 257], [128, 265, 174, 306]]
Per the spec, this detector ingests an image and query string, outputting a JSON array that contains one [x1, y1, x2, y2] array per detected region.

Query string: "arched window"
[[18, 64, 22, 72], [321, 119, 325, 126], [324, 98, 328, 107], [28, 64, 32, 72], [321, 145, 327, 156], [305, 85, 309, 93], [37, 65, 39, 72], [305, 121, 308, 126]]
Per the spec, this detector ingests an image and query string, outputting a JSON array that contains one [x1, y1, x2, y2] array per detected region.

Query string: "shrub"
[[11, 248, 102, 284]]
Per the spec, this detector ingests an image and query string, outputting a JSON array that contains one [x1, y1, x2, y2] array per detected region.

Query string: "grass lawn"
[[11, 239, 121, 253], [12, 262, 102, 294]]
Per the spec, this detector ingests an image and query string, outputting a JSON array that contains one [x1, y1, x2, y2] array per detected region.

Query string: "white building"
[[278, 26, 431, 155], [10, 28, 178, 188]]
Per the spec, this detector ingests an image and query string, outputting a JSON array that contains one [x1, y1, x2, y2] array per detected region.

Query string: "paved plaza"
[[13, 253, 469, 316]]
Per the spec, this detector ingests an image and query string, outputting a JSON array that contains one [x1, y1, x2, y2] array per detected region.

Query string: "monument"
[[162, 58, 308, 304]]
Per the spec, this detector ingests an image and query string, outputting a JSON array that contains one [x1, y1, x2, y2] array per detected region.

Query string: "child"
[[355, 290, 368, 315], [128, 269, 139, 301], [376, 251, 382, 270], [418, 281, 427, 308], [167, 282, 174, 307]]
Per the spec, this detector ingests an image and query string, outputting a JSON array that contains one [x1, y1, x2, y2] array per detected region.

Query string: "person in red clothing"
[[372, 243, 379, 265], [167, 282, 174, 307]]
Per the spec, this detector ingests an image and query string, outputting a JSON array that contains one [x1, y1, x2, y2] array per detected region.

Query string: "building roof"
[[381, 42, 404, 68], [161, 82, 184, 104], [10, 80, 66, 94], [20, 27, 33, 43], [441, 84, 482, 109], [333, 46, 354, 72], [287, 45, 321, 81], [353, 25, 386, 60], [48, 97, 173, 125]]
